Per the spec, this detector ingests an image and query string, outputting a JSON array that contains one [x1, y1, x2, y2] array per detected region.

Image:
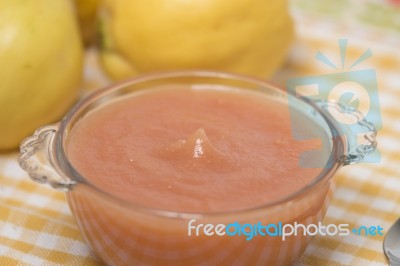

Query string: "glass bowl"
[[18, 71, 377, 265]]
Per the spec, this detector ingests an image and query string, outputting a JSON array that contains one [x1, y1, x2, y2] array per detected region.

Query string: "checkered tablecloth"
[[1, 1, 400, 265]]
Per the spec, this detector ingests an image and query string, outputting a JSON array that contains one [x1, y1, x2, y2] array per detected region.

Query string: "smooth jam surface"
[[67, 86, 327, 212]]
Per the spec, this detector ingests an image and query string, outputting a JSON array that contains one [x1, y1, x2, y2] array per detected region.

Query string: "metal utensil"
[[384, 218, 400, 266]]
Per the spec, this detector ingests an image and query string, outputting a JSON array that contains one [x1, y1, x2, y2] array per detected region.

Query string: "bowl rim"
[[55, 70, 345, 219]]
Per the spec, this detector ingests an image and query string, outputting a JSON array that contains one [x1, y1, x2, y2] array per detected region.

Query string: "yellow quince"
[[0, 0, 83, 150], [99, 0, 294, 80]]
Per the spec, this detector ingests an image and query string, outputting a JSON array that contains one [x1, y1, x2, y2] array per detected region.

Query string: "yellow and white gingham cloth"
[[1, 1, 400, 265]]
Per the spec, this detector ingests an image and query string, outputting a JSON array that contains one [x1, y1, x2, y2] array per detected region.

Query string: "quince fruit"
[[0, 0, 83, 150], [99, 0, 294, 80]]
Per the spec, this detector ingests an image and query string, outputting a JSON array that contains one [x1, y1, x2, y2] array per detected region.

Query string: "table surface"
[[1, 1, 400, 265]]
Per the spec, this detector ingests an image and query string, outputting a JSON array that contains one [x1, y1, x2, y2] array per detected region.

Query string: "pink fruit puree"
[[67, 86, 326, 213]]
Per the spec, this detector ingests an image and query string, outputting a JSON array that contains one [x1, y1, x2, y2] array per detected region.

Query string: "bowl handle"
[[317, 101, 378, 166], [18, 125, 76, 191]]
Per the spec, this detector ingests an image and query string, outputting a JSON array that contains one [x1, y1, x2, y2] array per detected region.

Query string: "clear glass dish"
[[18, 71, 377, 265]]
